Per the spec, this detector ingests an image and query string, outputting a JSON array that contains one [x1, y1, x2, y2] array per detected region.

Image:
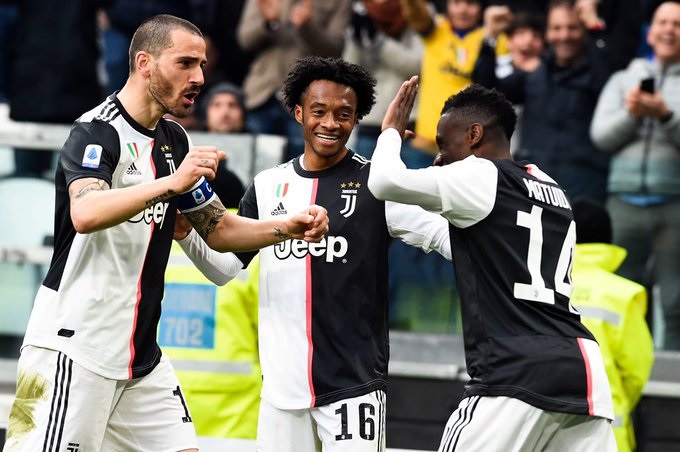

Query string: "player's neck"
[[117, 83, 164, 130], [301, 147, 348, 171]]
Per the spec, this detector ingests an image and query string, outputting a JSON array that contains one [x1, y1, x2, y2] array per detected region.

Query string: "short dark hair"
[[129, 14, 202, 73], [200, 82, 246, 125], [282, 56, 377, 120], [507, 11, 545, 37], [547, 0, 575, 13], [440, 84, 517, 140]]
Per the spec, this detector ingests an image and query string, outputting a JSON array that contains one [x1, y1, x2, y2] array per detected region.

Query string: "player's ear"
[[294, 104, 303, 125], [136, 51, 152, 78], [468, 123, 483, 147]]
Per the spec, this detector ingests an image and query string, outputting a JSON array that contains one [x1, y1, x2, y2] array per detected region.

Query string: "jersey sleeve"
[[368, 128, 497, 228], [176, 229, 245, 286], [385, 201, 451, 260], [60, 121, 120, 187]]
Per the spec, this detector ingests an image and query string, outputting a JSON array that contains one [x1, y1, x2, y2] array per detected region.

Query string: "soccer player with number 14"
[[369, 79, 616, 451]]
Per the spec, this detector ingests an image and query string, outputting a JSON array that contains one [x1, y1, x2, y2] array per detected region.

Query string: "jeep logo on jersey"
[[274, 235, 349, 263], [128, 201, 170, 228]]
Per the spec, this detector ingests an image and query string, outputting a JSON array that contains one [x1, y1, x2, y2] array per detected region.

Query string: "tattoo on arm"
[[145, 189, 177, 208], [74, 180, 108, 199], [274, 227, 291, 240], [184, 198, 226, 240]]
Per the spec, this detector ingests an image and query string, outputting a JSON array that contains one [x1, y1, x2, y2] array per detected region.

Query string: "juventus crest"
[[339, 181, 360, 217]]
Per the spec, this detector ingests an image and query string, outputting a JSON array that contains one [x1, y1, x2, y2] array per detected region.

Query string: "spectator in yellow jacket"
[[571, 198, 655, 452]]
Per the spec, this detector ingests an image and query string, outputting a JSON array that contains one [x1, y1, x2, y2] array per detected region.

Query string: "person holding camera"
[[590, 1, 680, 350]]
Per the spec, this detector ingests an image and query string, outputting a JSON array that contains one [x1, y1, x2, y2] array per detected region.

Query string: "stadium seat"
[[0, 177, 55, 336]]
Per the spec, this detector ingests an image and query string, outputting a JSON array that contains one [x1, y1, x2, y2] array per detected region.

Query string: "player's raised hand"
[[172, 146, 226, 193], [382, 75, 418, 140], [257, 0, 283, 22], [290, 0, 313, 28], [284, 204, 329, 242], [483, 5, 512, 39]]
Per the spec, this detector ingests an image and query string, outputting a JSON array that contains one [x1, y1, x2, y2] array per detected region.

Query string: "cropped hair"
[[441, 84, 517, 140], [129, 14, 202, 73], [507, 11, 546, 37], [282, 56, 377, 120], [547, 0, 575, 13]]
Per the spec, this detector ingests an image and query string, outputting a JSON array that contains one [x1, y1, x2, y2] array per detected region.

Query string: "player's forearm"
[[177, 229, 244, 285], [69, 176, 178, 233], [205, 213, 293, 253], [180, 190, 297, 252], [369, 129, 444, 210]]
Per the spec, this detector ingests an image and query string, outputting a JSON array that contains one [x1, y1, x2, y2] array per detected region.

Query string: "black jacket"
[[8, 0, 110, 122]]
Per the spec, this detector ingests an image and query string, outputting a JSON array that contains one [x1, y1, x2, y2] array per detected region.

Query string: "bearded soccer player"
[[4, 14, 328, 452]]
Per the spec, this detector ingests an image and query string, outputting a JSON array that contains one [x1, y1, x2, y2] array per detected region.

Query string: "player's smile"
[[314, 133, 341, 144]]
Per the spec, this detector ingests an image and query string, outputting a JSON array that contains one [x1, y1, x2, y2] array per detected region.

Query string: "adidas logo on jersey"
[[270, 202, 288, 216], [126, 162, 142, 176]]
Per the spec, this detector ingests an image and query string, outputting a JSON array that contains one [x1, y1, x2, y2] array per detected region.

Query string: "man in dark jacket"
[[473, 0, 639, 203]]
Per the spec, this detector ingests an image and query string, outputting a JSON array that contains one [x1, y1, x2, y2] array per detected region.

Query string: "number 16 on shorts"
[[325, 390, 386, 451]]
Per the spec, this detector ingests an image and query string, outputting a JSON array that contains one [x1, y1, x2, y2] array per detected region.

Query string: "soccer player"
[[4, 14, 328, 452], [368, 79, 616, 451], [223, 56, 450, 451]]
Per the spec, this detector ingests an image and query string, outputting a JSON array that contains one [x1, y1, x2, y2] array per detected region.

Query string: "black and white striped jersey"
[[369, 129, 613, 420], [236, 150, 451, 409], [23, 94, 191, 380]]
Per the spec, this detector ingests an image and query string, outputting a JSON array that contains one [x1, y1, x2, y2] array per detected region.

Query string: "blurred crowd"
[[0, 0, 677, 353]]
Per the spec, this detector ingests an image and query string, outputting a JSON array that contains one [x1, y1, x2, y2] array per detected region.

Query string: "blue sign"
[[159, 283, 216, 349]]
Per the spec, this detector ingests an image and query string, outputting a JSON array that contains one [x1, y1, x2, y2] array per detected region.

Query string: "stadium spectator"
[[495, 11, 545, 78], [3, 14, 328, 451], [473, 0, 623, 203], [493, 10, 545, 156], [400, 0, 511, 156], [343, 0, 424, 162], [8, 0, 108, 178], [237, 0, 352, 161], [200, 82, 249, 134], [570, 198, 654, 452], [590, 0, 680, 350], [194, 56, 451, 452], [197, 81, 249, 208], [369, 81, 615, 451]]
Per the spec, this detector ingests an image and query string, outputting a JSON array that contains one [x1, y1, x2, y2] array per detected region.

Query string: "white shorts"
[[438, 396, 616, 452], [4, 346, 198, 452], [256, 390, 386, 452]]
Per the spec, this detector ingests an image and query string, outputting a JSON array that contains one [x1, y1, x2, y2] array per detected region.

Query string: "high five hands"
[[382, 75, 418, 140]]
